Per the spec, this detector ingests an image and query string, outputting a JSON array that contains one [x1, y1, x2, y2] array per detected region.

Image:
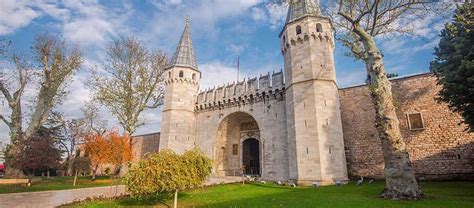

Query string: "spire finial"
[[167, 16, 198, 70]]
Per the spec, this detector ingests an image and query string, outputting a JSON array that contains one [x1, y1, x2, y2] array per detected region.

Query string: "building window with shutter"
[[407, 112, 425, 130]]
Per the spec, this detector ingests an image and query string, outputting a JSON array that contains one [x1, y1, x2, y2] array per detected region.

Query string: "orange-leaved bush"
[[83, 130, 132, 178]]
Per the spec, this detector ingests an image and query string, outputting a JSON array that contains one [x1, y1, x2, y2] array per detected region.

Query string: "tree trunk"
[[355, 26, 423, 200], [92, 165, 98, 181], [9, 100, 23, 143], [67, 157, 74, 176], [47, 170, 50, 178], [173, 189, 178, 208], [27, 172, 33, 187], [73, 169, 78, 187]]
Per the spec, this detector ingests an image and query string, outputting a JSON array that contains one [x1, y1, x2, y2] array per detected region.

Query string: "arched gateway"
[[214, 112, 261, 177]]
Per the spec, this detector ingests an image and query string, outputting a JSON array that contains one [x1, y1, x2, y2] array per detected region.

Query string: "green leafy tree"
[[124, 149, 212, 208], [431, 3, 474, 132]]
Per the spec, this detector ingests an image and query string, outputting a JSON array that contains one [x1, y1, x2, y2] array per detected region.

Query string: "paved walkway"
[[0, 176, 243, 208], [0, 185, 126, 208]]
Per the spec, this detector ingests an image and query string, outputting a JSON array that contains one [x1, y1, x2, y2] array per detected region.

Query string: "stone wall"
[[131, 133, 161, 162], [339, 73, 474, 180]]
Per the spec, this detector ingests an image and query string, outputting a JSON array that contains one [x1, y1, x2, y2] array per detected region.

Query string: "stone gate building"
[[132, 0, 474, 184]]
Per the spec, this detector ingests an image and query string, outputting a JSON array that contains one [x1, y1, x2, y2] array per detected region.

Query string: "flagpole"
[[237, 56, 240, 82]]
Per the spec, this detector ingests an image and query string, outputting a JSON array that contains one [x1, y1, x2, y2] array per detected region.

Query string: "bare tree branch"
[[0, 114, 11, 127]]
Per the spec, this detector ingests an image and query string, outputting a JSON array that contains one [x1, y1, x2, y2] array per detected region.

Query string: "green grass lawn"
[[69, 181, 474, 208], [0, 176, 121, 194]]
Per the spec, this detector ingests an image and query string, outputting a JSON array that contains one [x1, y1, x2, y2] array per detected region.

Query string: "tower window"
[[192, 73, 196, 80], [169, 71, 171, 78], [282, 35, 286, 45], [296, 25, 302, 35], [179, 70, 184, 78], [316, 23, 323, 32]]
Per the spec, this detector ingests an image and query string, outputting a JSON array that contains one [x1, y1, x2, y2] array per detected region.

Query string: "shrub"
[[123, 148, 212, 208]]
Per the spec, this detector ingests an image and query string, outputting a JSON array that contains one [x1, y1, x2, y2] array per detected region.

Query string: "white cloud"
[[199, 61, 241, 90], [376, 5, 453, 60], [142, 0, 264, 49], [251, 7, 266, 22], [62, 18, 114, 46], [0, 0, 41, 35], [58, 0, 130, 47], [246, 3, 288, 30], [34, 1, 70, 20], [226, 44, 246, 55], [265, 4, 287, 30]]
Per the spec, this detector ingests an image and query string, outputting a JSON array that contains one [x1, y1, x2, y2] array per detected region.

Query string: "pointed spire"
[[285, 0, 322, 25], [168, 16, 198, 70]]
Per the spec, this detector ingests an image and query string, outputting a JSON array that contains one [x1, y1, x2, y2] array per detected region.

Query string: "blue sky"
[[0, 0, 453, 144]]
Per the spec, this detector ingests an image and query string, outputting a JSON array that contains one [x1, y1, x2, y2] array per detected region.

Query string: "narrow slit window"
[[179, 70, 184, 78], [407, 112, 425, 130], [316, 23, 323, 32], [232, 144, 238, 155], [192, 73, 196, 80], [296, 25, 302, 35]]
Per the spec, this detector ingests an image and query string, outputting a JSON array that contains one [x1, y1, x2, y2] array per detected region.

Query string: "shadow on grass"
[[117, 194, 171, 207]]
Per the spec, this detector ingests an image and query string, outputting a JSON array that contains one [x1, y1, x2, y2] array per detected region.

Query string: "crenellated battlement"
[[196, 69, 285, 112], [164, 77, 200, 86], [281, 31, 333, 54]]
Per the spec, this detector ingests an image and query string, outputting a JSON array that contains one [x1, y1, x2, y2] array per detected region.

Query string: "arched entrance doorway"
[[242, 138, 260, 175], [214, 112, 260, 177]]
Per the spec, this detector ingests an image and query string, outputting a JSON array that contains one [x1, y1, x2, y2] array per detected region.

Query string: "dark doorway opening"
[[242, 138, 260, 175]]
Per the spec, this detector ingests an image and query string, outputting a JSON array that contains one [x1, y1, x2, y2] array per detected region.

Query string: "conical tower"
[[160, 16, 200, 153], [280, 0, 348, 185], [168, 16, 198, 70]]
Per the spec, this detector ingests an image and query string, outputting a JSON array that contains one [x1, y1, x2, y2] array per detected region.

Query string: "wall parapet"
[[196, 70, 285, 112]]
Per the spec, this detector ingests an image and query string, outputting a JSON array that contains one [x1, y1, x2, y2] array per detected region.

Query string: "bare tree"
[[80, 101, 107, 135], [50, 102, 106, 175], [89, 36, 167, 135], [269, 0, 452, 199], [0, 35, 82, 146]]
